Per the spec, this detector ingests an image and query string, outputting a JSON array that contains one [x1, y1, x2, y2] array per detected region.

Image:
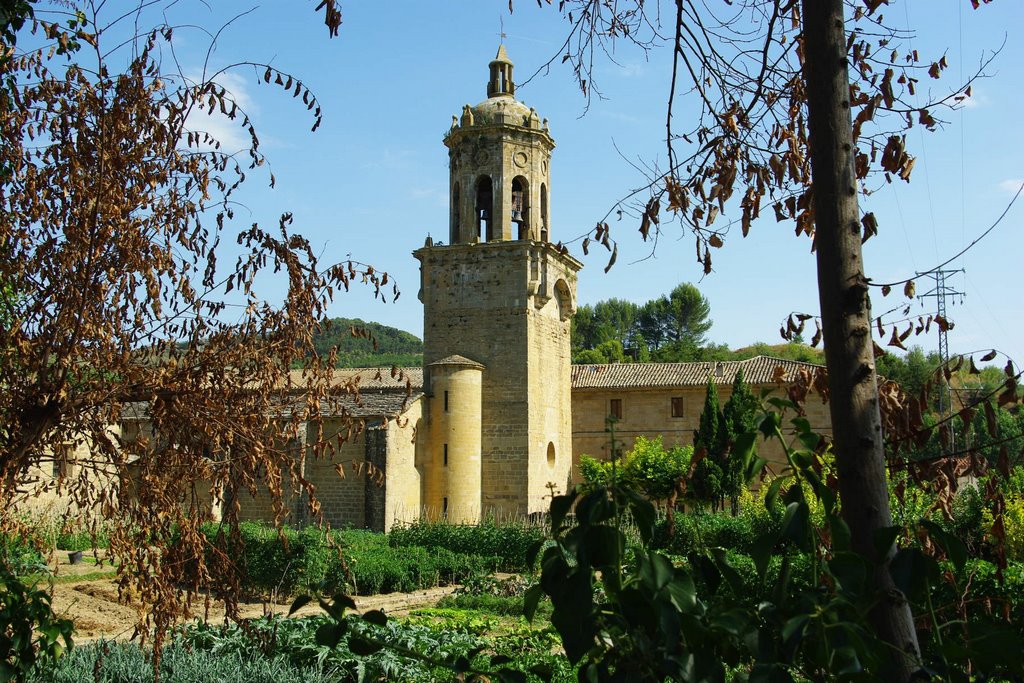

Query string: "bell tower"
[[415, 46, 581, 517], [447, 45, 553, 244]]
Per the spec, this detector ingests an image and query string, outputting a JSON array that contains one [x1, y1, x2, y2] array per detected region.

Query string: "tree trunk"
[[800, 1, 921, 679]]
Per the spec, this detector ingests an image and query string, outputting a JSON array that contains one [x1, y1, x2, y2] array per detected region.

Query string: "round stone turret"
[[487, 44, 515, 98], [445, 46, 554, 244]]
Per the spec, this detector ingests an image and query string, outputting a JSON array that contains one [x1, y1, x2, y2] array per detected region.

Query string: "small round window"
[[546, 442, 556, 467]]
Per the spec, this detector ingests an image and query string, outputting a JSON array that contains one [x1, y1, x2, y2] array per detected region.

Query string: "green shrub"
[[336, 545, 499, 595], [201, 522, 342, 597], [199, 522, 506, 598], [55, 524, 110, 552], [652, 506, 781, 556], [387, 519, 543, 571], [436, 592, 547, 617], [1, 565, 74, 679], [0, 530, 47, 575]]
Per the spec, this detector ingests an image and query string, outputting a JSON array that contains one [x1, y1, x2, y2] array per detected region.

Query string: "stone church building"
[[220, 47, 831, 531], [20, 48, 828, 530]]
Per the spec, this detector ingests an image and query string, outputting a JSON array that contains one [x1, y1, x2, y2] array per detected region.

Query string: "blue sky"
[[92, 1, 1024, 367]]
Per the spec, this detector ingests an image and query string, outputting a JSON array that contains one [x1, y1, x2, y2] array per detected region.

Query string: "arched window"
[[511, 176, 529, 240], [451, 182, 461, 243], [475, 176, 493, 242], [540, 183, 549, 242], [554, 279, 573, 321]]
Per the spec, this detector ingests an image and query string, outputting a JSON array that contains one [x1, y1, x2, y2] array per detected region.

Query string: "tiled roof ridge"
[[570, 355, 822, 389]]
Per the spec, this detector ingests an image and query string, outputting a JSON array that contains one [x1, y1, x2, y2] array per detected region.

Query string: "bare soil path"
[[43, 550, 458, 642]]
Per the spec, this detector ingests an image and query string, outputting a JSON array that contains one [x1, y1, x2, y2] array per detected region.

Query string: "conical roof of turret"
[[490, 44, 512, 66]]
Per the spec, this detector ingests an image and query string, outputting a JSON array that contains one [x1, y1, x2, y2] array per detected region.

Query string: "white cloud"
[[953, 86, 986, 109], [618, 62, 646, 78], [999, 179, 1024, 197], [409, 186, 447, 207], [363, 148, 418, 171], [182, 69, 260, 153], [599, 109, 643, 124]]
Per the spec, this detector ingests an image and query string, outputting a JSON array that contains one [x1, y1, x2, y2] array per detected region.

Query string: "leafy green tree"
[[636, 297, 669, 351], [572, 299, 640, 357], [623, 436, 692, 504], [663, 283, 712, 348], [571, 303, 598, 357], [577, 437, 692, 506], [690, 377, 727, 508], [575, 283, 711, 361], [876, 346, 943, 408], [721, 368, 760, 512], [573, 339, 626, 364], [637, 284, 711, 354], [648, 337, 700, 362], [577, 454, 613, 490]]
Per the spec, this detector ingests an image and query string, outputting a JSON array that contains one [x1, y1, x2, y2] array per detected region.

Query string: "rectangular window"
[[442, 497, 449, 518], [444, 390, 449, 412], [671, 397, 685, 418], [443, 444, 448, 466], [609, 398, 623, 420]]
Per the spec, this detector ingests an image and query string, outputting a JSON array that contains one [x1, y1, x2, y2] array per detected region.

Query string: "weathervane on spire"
[[499, 15, 507, 43]]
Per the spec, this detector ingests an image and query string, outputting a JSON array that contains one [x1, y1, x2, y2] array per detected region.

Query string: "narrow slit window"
[[444, 390, 449, 412], [443, 444, 448, 466]]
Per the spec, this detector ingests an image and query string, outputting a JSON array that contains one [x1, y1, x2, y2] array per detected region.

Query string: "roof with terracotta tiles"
[[570, 356, 822, 390], [285, 367, 423, 391]]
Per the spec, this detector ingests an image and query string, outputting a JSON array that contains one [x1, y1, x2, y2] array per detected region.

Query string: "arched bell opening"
[[475, 176, 493, 242], [451, 182, 461, 243], [511, 176, 530, 240]]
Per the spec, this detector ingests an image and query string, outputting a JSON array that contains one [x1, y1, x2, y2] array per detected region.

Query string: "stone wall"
[[17, 438, 113, 520], [571, 384, 833, 478], [382, 399, 423, 530]]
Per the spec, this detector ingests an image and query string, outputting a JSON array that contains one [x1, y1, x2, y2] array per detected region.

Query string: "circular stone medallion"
[[513, 151, 529, 168], [474, 150, 490, 165]]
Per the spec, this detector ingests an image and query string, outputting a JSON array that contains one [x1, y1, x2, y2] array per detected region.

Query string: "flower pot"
[[68, 550, 83, 565]]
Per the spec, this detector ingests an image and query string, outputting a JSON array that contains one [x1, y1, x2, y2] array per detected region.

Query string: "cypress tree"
[[722, 368, 760, 512], [691, 377, 726, 508]]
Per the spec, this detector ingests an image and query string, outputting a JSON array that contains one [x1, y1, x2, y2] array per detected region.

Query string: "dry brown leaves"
[[0, 6, 388, 650]]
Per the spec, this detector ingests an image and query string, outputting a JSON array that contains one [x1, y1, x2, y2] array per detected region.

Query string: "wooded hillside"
[[313, 318, 423, 368]]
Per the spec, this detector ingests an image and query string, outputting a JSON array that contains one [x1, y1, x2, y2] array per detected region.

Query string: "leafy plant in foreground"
[[0, 564, 73, 682], [525, 405, 1024, 682]]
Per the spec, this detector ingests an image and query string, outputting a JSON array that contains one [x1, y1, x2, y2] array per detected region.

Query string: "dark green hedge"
[[652, 508, 782, 557], [387, 519, 544, 572], [200, 523, 503, 598]]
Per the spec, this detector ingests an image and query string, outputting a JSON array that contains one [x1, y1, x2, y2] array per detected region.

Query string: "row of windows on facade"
[[452, 176, 548, 243], [608, 397, 686, 420]]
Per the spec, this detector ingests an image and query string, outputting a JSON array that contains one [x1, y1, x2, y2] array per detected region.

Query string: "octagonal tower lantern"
[[445, 45, 554, 244]]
